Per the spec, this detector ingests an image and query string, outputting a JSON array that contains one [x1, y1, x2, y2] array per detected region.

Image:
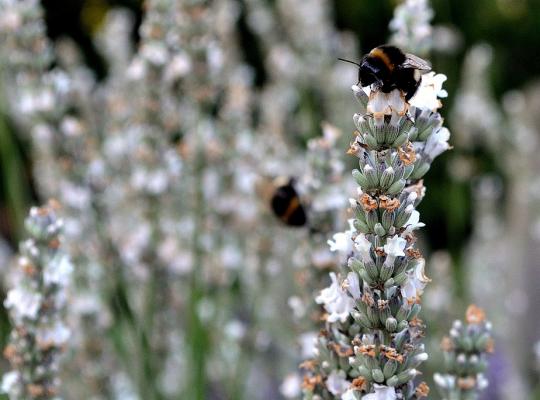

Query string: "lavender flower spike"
[[302, 50, 450, 399], [2, 201, 73, 399]]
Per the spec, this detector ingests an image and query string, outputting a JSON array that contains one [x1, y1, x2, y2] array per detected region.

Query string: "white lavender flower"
[[362, 384, 397, 400], [409, 72, 448, 111], [316, 273, 356, 323], [280, 372, 302, 398], [328, 219, 356, 255], [326, 370, 351, 396], [400, 259, 430, 304]]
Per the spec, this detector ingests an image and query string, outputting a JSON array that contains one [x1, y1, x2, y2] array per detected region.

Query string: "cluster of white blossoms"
[[1, 0, 364, 398], [389, 0, 434, 56], [2, 202, 73, 399], [302, 48, 450, 399]]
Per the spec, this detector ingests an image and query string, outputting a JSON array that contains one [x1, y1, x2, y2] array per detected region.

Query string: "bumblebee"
[[270, 177, 307, 227], [340, 45, 431, 100]]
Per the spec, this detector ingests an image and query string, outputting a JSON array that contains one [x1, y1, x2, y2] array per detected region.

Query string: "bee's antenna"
[[338, 58, 361, 67]]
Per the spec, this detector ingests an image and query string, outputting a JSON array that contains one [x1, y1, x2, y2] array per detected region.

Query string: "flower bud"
[[386, 375, 399, 387], [372, 369, 385, 383], [380, 167, 395, 189], [374, 222, 386, 236], [387, 179, 405, 195], [363, 165, 379, 188], [383, 359, 398, 378], [353, 169, 369, 188], [385, 317, 398, 332]]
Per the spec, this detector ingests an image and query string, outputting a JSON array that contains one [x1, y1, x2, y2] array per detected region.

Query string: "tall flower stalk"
[[434, 305, 493, 400], [389, 0, 434, 57], [2, 201, 73, 399], [302, 55, 450, 399]]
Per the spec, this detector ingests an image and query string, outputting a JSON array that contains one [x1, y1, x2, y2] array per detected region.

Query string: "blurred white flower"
[[164, 53, 192, 81], [390, 0, 433, 47], [288, 296, 306, 319], [140, 42, 168, 66], [342, 388, 358, 400], [280, 373, 302, 398], [44, 255, 73, 287], [362, 384, 397, 400], [1, 371, 19, 394], [409, 72, 448, 111], [36, 321, 70, 347], [328, 219, 355, 255], [316, 273, 355, 323], [4, 287, 42, 321], [424, 127, 451, 159], [326, 370, 350, 396], [299, 332, 318, 358], [433, 373, 455, 389], [224, 320, 246, 341], [477, 374, 489, 390]]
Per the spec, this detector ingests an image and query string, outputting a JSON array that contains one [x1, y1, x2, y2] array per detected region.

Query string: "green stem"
[[187, 128, 209, 400], [0, 111, 29, 240]]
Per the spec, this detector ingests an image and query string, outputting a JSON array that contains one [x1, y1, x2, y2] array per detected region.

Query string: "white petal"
[[327, 370, 350, 396], [346, 272, 362, 299], [362, 384, 397, 400], [383, 236, 407, 258]]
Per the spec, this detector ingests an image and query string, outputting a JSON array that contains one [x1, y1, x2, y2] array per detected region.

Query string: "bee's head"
[[359, 56, 385, 87]]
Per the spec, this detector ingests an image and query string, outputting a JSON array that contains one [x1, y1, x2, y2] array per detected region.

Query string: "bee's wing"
[[401, 53, 431, 70]]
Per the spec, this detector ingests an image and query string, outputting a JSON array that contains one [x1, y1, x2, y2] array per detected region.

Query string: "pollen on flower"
[[347, 141, 363, 156], [351, 376, 367, 391], [48, 238, 60, 249], [299, 359, 318, 371], [381, 346, 404, 363], [358, 344, 376, 358], [415, 382, 430, 397], [377, 300, 389, 310], [26, 383, 45, 397], [360, 193, 378, 211], [398, 142, 417, 165], [379, 195, 400, 211], [302, 374, 323, 391], [374, 247, 386, 257], [330, 342, 354, 357], [361, 292, 375, 307], [457, 376, 476, 390], [406, 248, 422, 259], [486, 338, 495, 353], [440, 336, 454, 352], [3, 345, 16, 361], [465, 304, 486, 324]]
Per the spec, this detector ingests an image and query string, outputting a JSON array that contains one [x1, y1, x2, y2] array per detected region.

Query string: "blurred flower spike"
[[434, 305, 493, 400], [2, 201, 73, 399]]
